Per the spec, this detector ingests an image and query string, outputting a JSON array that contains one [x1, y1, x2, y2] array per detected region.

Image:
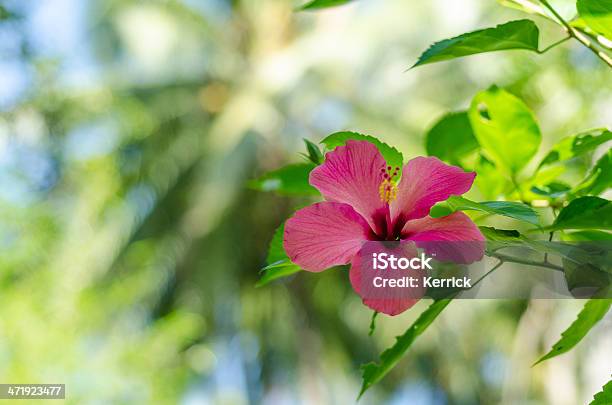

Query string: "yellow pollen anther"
[[379, 165, 400, 203], [379, 179, 397, 203]]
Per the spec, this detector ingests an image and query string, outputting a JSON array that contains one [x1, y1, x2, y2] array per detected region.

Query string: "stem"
[[451, 253, 562, 298], [538, 0, 612, 68], [538, 0, 572, 29], [544, 207, 557, 263], [471, 259, 505, 289], [369, 311, 379, 336], [573, 25, 611, 50], [573, 31, 612, 66], [511, 175, 526, 203], [538, 35, 571, 53], [444, 259, 504, 296], [490, 252, 564, 272], [543, 231, 554, 263]]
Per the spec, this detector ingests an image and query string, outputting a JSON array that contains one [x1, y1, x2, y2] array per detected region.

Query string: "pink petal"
[[390, 157, 475, 225], [310, 140, 389, 235], [283, 202, 371, 272], [349, 241, 424, 316], [349, 263, 421, 316], [401, 212, 485, 263]]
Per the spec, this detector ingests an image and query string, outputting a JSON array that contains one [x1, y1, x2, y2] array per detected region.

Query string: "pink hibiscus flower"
[[283, 140, 485, 315]]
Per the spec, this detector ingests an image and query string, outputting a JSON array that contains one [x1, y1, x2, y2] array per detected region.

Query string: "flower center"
[[379, 165, 399, 203]]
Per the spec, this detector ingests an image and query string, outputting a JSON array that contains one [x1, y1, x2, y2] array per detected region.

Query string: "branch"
[[471, 259, 505, 288], [538, 0, 612, 67], [489, 252, 564, 271], [538, 35, 571, 54]]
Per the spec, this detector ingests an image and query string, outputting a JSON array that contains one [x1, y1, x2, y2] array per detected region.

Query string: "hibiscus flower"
[[283, 140, 485, 315]]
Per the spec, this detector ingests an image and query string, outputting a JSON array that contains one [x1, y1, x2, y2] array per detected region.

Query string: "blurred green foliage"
[[0, 0, 610, 403]]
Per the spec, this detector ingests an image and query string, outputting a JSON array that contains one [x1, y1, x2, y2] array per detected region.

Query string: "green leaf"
[[562, 257, 611, 296], [480, 226, 530, 255], [266, 222, 288, 264], [546, 196, 612, 231], [479, 226, 522, 242], [570, 17, 591, 30], [531, 182, 571, 198], [429, 202, 453, 218], [577, 0, 612, 40], [530, 130, 611, 199], [562, 230, 612, 241], [412, 20, 540, 68], [538, 129, 612, 169], [590, 380, 612, 405], [321, 131, 404, 170], [446, 195, 540, 225], [249, 163, 318, 196], [257, 223, 302, 287], [302, 138, 324, 165], [534, 299, 611, 364], [479, 227, 598, 267], [359, 299, 451, 398], [560, 232, 612, 293], [0, 5, 12, 20], [522, 175, 565, 203], [256, 261, 301, 287], [299, 0, 354, 10], [473, 155, 512, 199], [468, 86, 541, 175], [573, 149, 612, 196], [425, 112, 479, 166]]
